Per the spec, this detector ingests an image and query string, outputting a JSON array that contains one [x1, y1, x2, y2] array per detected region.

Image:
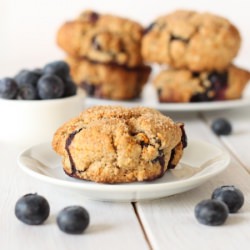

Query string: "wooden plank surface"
[[137, 113, 250, 250], [201, 107, 250, 172], [0, 143, 149, 250]]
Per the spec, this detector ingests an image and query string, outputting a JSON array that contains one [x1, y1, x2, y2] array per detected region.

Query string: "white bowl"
[[0, 90, 85, 148]]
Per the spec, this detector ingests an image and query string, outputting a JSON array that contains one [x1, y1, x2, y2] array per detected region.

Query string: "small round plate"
[[17, 140, 230, 202], [86, 83, 250, 112]]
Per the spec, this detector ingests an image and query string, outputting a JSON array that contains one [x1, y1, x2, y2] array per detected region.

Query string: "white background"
[[0, 0, 250, 77]]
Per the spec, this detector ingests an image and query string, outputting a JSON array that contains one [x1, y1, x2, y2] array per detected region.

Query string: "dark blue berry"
[[33, 68, 43, 76], [82, 81, 96, 96], [88, 11, 99, 22], [15, 70, 40, 87], [43, 61, 70, 81], [15, 193, 50, 225], [0, 77, 18, 99], [212, 185, 244, 213], [195, 199, 228, 226], [18, 82, 38, 100], [63, 79, 77, 97], [208, 72, 228, 88], [211, 118, 232, 135], [37, 75, 64, 99], [190, 93, 211, 102], [56, 206, 90, 234], [144, 22, 156, 34]]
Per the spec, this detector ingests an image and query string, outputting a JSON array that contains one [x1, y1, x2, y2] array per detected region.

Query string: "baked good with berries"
[[67, 57, 151, 100], [52, 106, 187, 183], [153, 65, 250, 102], [142, 10, 241, 71], [57, 10, 144, 68]]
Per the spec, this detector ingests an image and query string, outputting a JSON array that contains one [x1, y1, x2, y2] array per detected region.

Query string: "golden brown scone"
[[52, 106, 187, 183], [153, 65, 250, 103], [142, 10, 241, 71], [57, 10, 143, 67], [67, 57, 151, 100]]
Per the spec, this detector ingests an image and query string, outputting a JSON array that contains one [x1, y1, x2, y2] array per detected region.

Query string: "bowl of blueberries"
[[0, 60, 85, 148]]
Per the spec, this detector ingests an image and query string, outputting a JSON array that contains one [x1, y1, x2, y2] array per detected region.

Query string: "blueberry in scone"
[[153, 65, 250, 103], [142, 10, 241, 71], [52, 106, 187, 183]]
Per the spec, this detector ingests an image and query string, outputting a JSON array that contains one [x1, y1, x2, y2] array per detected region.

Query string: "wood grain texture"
[[0, 144, 149, 250], [202, 107, 250, 172], [137, 114, 250, 250]]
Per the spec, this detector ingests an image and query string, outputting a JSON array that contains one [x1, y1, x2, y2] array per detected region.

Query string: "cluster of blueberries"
[[195, 185, 244, 226], [15, 193, 89, 234], [0, 61, 76, 100]]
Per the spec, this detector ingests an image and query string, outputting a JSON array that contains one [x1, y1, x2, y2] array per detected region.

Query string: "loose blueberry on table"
[[56, 206, 90, 234], [195, 199, 229, 226], [212, 185, 244, 213], [15, 193, 50, 225], [211, 118, 232, 135], [0, 60, 77, 100]]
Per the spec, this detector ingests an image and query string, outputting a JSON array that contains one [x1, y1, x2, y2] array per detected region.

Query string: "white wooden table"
[[1, 106, 250, 250]]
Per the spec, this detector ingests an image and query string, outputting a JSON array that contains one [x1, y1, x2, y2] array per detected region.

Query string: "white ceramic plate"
[[86, 83, 250, 112], [17, 140, 230, 202]]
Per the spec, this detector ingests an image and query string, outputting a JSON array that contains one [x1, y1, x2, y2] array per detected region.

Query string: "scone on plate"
[[57, 9, 151, 100], [57, 10, 144, 68], [67, 57, 151, 100], [52, 106, 187, 183], [142, 10, 241, 71], [153, 65, 250, 103]]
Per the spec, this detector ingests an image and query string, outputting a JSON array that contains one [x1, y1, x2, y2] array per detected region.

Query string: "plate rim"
[[17, 140, 230, 193], [86, 83, 250, 112]]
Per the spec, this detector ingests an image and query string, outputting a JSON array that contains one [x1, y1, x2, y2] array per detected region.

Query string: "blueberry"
[[56, 206, 90, 234], [208, 72, 228, 87], [195, 199, 228, 226], [33, 68, 43, 77], [144, 22, 156, 34], [37, 75, 64, 99], [0, 77, 18, 99], [18, 82, 38, 100], [43, 61, 70, 81], [15, 193, 50, 225], [190, 93, 211, 102], [212, 185, 244, 213], [211, 118, 232, 135], [63, 79, 77, 97], [15, 70, 40, 87]]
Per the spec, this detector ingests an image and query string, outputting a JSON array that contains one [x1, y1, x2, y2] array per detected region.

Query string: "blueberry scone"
[[67, 57, 151, 100], [142, 10, 241, 71], [52, 106, 187, 183], [153, 65, 250, 103], [57, 10, 144, 67]]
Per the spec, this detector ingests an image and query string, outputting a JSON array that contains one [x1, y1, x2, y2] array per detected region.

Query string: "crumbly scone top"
[[52, 106, 182, 155], [142, 10, 241, 71]]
